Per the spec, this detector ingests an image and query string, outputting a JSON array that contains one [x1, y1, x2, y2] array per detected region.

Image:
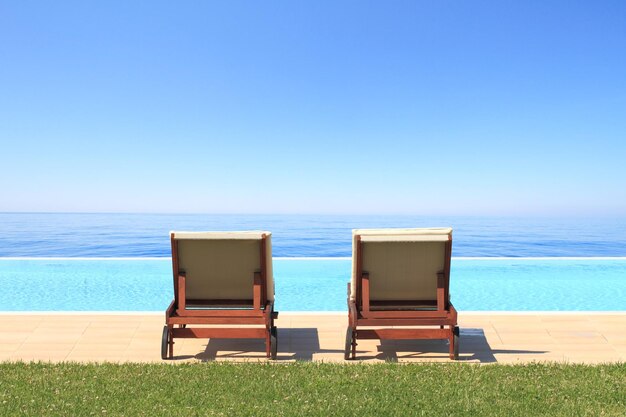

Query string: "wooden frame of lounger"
[[163, 231, 278, 360], [346, 228, 459, 360]]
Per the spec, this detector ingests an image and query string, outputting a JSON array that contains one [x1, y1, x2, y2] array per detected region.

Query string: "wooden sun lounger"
[[162, 231, 278, 360], [346, 228, 460, 360]]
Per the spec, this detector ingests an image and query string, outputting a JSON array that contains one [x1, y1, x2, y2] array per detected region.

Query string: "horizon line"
[[1, 211, 625, 218]]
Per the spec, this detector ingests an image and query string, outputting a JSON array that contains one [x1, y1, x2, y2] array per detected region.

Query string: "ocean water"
[[0, 213, 625, 311], [1, 213, 625, 257]]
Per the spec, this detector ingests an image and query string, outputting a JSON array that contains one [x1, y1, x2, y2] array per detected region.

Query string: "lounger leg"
[[265, 326, 271, 358], [453, 326, 460, 360], [264, 306, 275, 359], [351, 329, 357, 359], [168, 325, 174, 359], [448, 326, 455, 360]]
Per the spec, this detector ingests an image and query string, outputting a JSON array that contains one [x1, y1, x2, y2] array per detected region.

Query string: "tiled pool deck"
[[0, 313, 624, 364]]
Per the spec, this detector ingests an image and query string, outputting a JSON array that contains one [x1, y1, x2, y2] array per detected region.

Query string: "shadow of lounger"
[[174, 327, 546, 363], [196, 328, 345, 361], [357, 328, 547, 363]]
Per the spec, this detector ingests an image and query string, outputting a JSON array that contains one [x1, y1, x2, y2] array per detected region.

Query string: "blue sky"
[[1, 1, 625, 215]]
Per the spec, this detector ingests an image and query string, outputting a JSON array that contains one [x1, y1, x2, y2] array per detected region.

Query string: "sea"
[[1, 213, 625, 257], [1, 213, 625, 311]]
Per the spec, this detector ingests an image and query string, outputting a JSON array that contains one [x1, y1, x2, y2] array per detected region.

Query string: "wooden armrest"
[[177, 271, 187, 311], [436, 271, 445, 311], [253, 271, 262, 310], [362, 272, 370, 313]]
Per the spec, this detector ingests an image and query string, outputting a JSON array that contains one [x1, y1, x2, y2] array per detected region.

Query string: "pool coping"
[[2, 256, 626, 260]]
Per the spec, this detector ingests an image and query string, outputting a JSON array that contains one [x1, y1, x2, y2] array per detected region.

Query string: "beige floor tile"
[[0, 343, 22, 353], [0, 322, 43, 332], [0, 316, 43, 323], [18, 343, 76, 352], [1, 313, 624, 364], [0, 332, 31, 344], [81, 330, 137, 339], [64, 354, 126, 363], [548, 329, 604, 336], [494, 355, 567, 364], [70, 339, 130, 349], [497, 334, 556, 345], [5, 351, 71, 362], [555, 344, 617, 353], [24, 333, 84, 344], [609, 342, 626, 352], [562, 355, 622, 364], [15, 350, 73, 361], [73, 335, 129, 344]]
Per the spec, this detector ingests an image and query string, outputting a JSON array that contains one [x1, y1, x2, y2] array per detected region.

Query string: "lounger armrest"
[[436, 271, 445, 311], [347, 294, 358, 328], [346, 281, 352, 304], [176, 271, 187, 313], [165, 300, 176, 319], [264, 300, 276, 326], [253, 271, 262, 310], [361, 272, 370, 313]]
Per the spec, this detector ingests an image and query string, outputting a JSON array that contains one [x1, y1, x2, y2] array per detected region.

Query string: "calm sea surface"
[[1, 213, 625, 311], [1, 213, 625, 257]]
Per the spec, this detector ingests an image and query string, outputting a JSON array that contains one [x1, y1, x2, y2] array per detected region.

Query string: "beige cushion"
[[172, 231, 267, 240], [172, 231, 274, 302], [350, 228, 452, 301]]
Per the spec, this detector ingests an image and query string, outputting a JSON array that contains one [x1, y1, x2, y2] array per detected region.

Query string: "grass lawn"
[[0, 362, 624, 416]]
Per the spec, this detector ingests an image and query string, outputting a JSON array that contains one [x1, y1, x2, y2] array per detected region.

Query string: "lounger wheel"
[[453, 326, 460, 360], [161, 326, 170, 360], [344, 327, 354, 360], [270, 326, 278, 360]]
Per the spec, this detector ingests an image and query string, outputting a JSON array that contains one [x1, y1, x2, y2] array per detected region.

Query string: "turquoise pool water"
[[0, 258, 624, 311]]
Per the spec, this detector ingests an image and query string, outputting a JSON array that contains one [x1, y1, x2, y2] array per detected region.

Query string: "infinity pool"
[[0, 258, 624, 311]]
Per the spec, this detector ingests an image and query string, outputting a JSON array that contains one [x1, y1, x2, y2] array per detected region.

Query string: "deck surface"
[[0, 313, 624, 364]]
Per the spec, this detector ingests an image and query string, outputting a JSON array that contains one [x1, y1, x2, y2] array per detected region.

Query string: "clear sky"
[[1, 1, 625, 215]]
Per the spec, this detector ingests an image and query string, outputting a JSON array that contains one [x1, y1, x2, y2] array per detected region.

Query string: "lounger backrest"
[[171, 231, 274, 301], [351, 228, 452, 301]]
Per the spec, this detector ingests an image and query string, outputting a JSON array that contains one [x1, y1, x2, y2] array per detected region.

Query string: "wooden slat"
[[357, 328, 449, 340], [185, 299, 253, 307], [356, 318, 456, 326], [167, 316, 266, 325], [370, 300, 437, 308], [171, 328, 267, 339], [360, 310, 449, 319], [175, 309, 265, 317]]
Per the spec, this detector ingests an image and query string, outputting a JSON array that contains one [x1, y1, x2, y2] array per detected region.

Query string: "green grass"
[[0, 362, 624, 416]]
